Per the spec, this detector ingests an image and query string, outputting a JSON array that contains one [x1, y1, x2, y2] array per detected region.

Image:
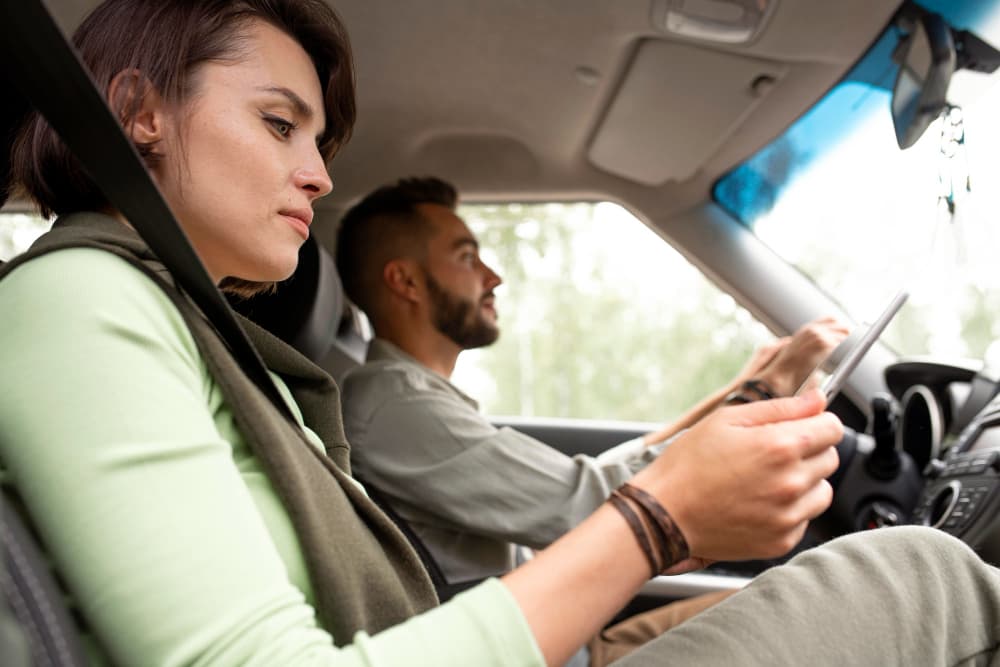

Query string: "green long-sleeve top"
[[0, 247, 544, 666]]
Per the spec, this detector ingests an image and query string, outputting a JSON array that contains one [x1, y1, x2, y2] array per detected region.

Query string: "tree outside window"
[[452, 202, 773, 422]]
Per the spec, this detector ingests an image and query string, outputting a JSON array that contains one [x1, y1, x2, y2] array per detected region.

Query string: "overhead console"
[[587, 39, 787, 185]]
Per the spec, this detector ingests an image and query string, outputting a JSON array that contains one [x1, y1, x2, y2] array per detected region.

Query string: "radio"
[[912, 401, 1000, 563]]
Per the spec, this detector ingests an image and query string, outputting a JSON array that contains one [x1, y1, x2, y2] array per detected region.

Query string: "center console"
[[911, 400, 1000, 563]]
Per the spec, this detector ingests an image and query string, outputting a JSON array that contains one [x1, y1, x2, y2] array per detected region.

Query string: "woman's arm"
[[504, 390, 842, 666]]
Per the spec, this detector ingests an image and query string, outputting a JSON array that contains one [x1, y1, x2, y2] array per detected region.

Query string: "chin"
[[264, 246, 303, 280], [232, 256, 299, 284], [271, 261, 300, 282]]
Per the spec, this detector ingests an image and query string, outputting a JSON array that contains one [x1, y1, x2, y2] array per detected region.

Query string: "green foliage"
[[455, 202, 770, 422], [0, 213, 52, 262], [961, 287, 1000, 359]]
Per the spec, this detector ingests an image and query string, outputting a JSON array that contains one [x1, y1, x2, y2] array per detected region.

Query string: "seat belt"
[[0, 0, 296, 422], [360, 479, 485, 603]]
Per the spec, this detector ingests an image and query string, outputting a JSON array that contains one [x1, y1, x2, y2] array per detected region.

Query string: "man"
[[336, 176, 847, 585]]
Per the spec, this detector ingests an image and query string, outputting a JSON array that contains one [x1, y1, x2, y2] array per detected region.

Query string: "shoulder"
[[0, 247, 200, 371], [341, 357, 482, 448], [3, 245, 184, 320], [342, 356, 443, 406]]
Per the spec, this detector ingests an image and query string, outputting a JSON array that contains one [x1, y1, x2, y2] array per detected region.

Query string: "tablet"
[[797, 290, 909, 403]]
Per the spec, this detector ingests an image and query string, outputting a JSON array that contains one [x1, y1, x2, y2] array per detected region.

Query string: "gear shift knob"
[[867, 393, 901, 480]]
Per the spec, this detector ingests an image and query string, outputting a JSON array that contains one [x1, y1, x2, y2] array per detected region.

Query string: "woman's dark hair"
[[11, 0, 355, 220]]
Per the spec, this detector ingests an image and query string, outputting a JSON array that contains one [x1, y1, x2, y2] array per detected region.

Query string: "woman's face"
[[152, 20, 332, 284]]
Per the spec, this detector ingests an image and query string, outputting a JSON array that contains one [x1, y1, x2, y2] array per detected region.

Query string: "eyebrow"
[[256, 85, 325, 138], [452, 237, 479, 251]]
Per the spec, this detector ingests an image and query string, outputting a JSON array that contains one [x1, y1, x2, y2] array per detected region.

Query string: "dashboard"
[[910, 384, 1000, 564], [832, 357, 1000, 565]]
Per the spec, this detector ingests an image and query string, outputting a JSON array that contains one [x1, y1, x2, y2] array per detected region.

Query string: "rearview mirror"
[[891, 12, 956, 150]]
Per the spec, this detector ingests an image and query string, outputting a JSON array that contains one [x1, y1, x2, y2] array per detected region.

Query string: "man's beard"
[[425, 272, 500, 349]]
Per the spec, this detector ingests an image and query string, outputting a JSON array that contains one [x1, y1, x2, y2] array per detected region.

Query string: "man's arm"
[[640, 316, 848, 446], [347, 386, 635, 549]]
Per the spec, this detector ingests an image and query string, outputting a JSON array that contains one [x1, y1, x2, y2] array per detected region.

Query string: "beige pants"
[[588, 589, 736, 667], [610, 527, 1000, 666]]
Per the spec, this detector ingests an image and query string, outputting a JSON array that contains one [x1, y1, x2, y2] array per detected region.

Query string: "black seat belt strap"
[[0, 0, 296, 421]]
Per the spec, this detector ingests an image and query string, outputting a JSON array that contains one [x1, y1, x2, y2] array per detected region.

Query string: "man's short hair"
[[335, 176, 457, 319]]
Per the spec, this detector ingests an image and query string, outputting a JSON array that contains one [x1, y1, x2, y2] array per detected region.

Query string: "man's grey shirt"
[[341, 339, 663, 583]]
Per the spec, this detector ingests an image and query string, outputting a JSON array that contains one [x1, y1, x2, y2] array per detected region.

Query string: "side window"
[[451, 202, 774, 422], [0, 213, 52, 261]]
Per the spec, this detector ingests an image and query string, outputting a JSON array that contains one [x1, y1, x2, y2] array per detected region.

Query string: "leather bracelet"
[[608, 492, 660, 578], [617, 483, 690, 571], [618, 487, 679, 572], [723, 390, 752, 405], [724, 378, 779, 405]]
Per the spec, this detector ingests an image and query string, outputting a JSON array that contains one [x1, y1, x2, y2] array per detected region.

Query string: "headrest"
[[230, 235, 345, 363]]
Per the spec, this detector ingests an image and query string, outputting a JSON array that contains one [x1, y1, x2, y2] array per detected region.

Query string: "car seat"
[[1, 45, 87, 667], [228, 234, 369, 383], [228, 237, 494, 600], [1, 493, 88, 666]]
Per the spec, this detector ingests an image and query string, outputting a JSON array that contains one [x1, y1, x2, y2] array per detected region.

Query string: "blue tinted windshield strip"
[[714, 30, 897, 227], [714, 0, 998, 229]]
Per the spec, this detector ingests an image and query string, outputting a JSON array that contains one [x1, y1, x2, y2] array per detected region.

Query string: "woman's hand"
[[731, 337, 789, 389], [634, 389, 843, 562], [502, 389, 843, 666]]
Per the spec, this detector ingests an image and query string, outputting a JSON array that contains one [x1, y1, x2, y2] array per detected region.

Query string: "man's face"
[[418, 203, 502, 349]]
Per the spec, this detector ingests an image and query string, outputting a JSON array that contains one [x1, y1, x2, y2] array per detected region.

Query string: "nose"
[[294, 148, 333, 200], [482, 261, 502, 290]]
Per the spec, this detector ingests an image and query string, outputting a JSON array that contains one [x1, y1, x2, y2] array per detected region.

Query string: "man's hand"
[[641, 318, 847, 448], [633, 389, 842, 563], [754, 316, 849, 397], [731, 337, 789, 388]]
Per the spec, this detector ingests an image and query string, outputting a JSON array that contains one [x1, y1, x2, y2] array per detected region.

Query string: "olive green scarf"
[[0, 212, 438, 644]]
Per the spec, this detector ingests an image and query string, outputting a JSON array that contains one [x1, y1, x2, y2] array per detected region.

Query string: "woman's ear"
[[107, 69, 166, 152]]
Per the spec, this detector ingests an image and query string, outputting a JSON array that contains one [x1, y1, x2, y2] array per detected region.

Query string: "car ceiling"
[[327, 0, 901, 220], [42, 0, 901, 235]]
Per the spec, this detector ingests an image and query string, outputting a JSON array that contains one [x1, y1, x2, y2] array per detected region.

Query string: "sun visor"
[[588, 39, 787, 186]]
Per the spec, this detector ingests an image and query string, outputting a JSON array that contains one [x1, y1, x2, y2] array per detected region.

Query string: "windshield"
[[715, 0, 1000, 361]]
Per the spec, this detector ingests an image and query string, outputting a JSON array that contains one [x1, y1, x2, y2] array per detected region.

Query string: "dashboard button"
[[924, 460, 947, 479]]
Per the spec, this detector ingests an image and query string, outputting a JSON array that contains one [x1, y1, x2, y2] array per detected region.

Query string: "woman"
[[2, 1, 998, 666]]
